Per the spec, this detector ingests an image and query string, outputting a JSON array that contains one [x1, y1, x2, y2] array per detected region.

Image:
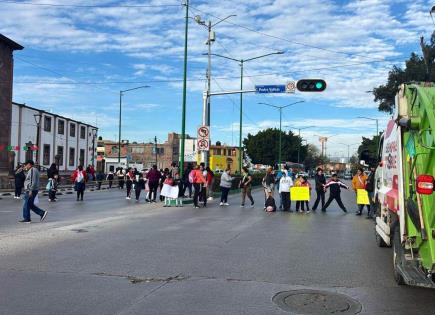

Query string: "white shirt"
[[279, 176, 294, 193]]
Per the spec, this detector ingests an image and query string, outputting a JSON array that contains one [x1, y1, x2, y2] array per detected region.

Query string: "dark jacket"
[[146, 168, 161, 184], [324, 179, 349, 196], [366, 171, 376, 192], [47, 166, 59, 179], [314, 173, 326, 191], [265, 196, 277, 211], [135, 178, 145, 190], [264, 173, 275, 186], [14, 169, 26, 188]]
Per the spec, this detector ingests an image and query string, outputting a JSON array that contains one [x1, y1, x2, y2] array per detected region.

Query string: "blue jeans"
[[22, 190, 44, 221]]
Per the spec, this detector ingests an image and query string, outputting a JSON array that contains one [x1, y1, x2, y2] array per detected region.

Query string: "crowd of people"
[[12, 158, 377, 223]]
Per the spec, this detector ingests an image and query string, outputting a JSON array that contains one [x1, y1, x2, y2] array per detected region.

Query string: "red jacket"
[[71, 170, 87, 182], [193, 169, 207, 184]]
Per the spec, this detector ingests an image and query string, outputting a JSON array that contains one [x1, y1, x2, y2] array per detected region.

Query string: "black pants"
[[312, 189, 325, 210], [358, 204, 370, 214], [108, 180, 113, 188], [220, 187, 230, 203], [159, 184, 164, 201], [135, 189, 142, 200], [193, 183, 201, 207], [15, 186, 22, 197], [126, 180, 132, 197], [97, 181, 102, 190], [76, 190, 84, 200], [148, 182, 158, 201], [281, 192, 291, 211], [296, 201, 309, 211], [201, 186, 207, 206], [49, 189, 56, 201], [118, 179, 124, 189], [323, 194, 346, 212]]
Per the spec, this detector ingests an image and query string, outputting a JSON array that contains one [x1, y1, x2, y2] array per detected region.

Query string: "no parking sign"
[[197, 126, 210, 151]]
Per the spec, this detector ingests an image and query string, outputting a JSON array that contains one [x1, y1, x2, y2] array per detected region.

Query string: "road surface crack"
[[92, 272, 188, 284]]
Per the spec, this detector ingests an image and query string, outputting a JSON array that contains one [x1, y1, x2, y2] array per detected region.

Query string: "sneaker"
[[194, 206, 200, 209], [240, 204, 245, 208], [19, 219, 31, 223], [343, 209, 348, 213], [224, 203, 230, 206], [306, 210, 311, 214], [40, 211, 48, 222], [250, 204, 254, 208], [219, 202, 224, 206], [356, 212, 362, 216]]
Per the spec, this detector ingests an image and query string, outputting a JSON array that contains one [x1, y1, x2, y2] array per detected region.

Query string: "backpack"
[[188, 170, 195, 184]]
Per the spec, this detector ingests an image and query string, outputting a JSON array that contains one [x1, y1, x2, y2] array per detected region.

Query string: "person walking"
[[239, 167, 254, 208], [14, 164, 26, 199], [125, 168, 135, 200], [322, 173, 349, 213], [219, 168, 233, 206], [312, 168, 326, 211], [192, 165, 207, 208], [134, 173, 145, 202], [19, 160, 48, 223], [96, 170, 104, 190], [116, 167, 125, 189], [279, 170, 293, 212], [352, 167, 370, 217], [146, 165, 161, 202], [106, 170, 114, 189], [72, 165, 87, 201]]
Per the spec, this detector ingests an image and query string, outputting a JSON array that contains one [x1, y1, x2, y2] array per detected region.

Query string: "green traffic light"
[[315, 82, 323, 89]]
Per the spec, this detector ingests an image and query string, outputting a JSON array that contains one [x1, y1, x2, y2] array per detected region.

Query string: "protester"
[[146, 165, 161, 202], [192, 164, 207, 208], [47, 163, 59, 180], [159, 168, 169, 201], [72, 165, 87, 201], [275, 168, 283, 210], [240, 166, 254, 208], [116, 167, 125, 189], [106, 170, 114, 189], [279, 170, 293, 212], [219, 168, 233, 206], [86, 164, 95, 181], [295, 175, 312, 213], [352, 167, 370, 217], [19, 160, 48, 223], [312, 168, 326, 211], [264, 189, 277, 212], [134, 173, 145, 202], [322, 173, 349, 213], [262, 167, 275, 204], [14, 164, 25, 199], [365, 165, 377, 218], [125, 167, 135, 200], [182, 163, 193, 198], [96, 170, 104, 190], [47, 174, 58, 202], [170, 162, 180, 181], [205, 166, 214, 200]]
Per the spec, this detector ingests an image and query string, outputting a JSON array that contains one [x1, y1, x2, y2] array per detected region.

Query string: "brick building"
[[0, 34, 23, 175]]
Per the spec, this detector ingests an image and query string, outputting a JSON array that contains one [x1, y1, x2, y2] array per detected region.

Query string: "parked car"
[[344, 173, 352, 180]]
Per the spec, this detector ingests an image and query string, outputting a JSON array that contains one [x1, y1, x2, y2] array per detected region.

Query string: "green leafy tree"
[[303, 144, 322, 170], [243, 128, 304, 166], [357, 135, 381, 167], [373, 33, 435, 113]]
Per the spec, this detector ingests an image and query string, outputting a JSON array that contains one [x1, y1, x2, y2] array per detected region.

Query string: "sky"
[[1, 0, 434, 159]]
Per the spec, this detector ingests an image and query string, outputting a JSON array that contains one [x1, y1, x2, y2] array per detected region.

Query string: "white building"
[[10, 102, 98, 171]]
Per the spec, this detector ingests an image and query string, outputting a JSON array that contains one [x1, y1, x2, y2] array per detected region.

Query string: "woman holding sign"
[[352, 168, 370, 217]]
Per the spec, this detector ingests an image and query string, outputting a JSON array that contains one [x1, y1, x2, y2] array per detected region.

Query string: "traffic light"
[[297, 79, 326, 92]]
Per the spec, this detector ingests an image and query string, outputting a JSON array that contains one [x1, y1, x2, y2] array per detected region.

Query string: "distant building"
[[197, 143, 241, 173], [0, 34, 23, 175], [10, 102, 98, 171]]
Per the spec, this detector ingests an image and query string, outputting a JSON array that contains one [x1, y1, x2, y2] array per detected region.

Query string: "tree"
[[243, 128, 304, 166], [373, 33, 435, 113], [357, 134, 381, 167]]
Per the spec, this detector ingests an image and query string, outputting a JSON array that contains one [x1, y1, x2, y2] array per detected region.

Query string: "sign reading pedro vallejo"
[[255, 85, 286, 93]]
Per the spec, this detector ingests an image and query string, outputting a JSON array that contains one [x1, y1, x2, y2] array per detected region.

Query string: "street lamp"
[[33, 113, 42, 165], [118, 85, 149, 164], [338, 142, 359, 165], [357, 116, 379, 149], [259, 101, 305, 167], [210, 51, 284, 172], [285, 125, 315, 164], [91, 129, 97, 167]]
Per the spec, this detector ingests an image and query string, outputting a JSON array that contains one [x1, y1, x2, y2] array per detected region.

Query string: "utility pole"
[[154, 136, 158, 167], [179, 0, 189, 178]]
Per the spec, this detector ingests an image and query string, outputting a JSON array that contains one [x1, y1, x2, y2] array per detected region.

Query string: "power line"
[[0, 0, 181, 8], [189, 4, 393, 63]]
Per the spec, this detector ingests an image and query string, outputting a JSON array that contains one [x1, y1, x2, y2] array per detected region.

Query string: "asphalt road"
[[1, 182, 434, 315]]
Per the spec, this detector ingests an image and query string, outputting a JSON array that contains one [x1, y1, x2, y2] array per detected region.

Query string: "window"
[[111, 146, 119, 154], [79, 149, 85, 165], [43, 144, 50, 165], [216, 148, 221, 155], [57, 146, 64, 166], [131, 147, 144, 154], [44, 116, 52, 132], [80, 126, 86, 139], [69, 147, 75, 166], [70, 123, 76, 137], [58, 120, 65, 135]]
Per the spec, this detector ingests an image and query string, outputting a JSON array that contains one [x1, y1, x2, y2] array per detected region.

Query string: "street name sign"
[[255, 85, 286, 93]]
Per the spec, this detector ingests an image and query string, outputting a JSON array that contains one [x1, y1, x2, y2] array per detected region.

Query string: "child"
[[48, 174, 58, 202], [264, 189, 277, 212], [295, 175, 311, 213], [323, 173, 349, 213], [134, 173, 145, 202]]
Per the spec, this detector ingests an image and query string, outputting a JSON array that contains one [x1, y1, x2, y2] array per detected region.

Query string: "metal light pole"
[[179, 0, 189, 178], [259, 101, 305, 167], [357, 116, 379, 150], [118, 85, 149, 164], [33, 113, 42, 165], [285, 125, 315, 164], [154, 136, 158, 167], [210, 51, 284, 172], [338, 142, 359, 166], [91, 129, 97, 167], [194, 14, 236, 168]]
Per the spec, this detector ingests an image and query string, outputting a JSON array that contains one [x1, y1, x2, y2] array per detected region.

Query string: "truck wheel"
[[393, 225, 405, 285]]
